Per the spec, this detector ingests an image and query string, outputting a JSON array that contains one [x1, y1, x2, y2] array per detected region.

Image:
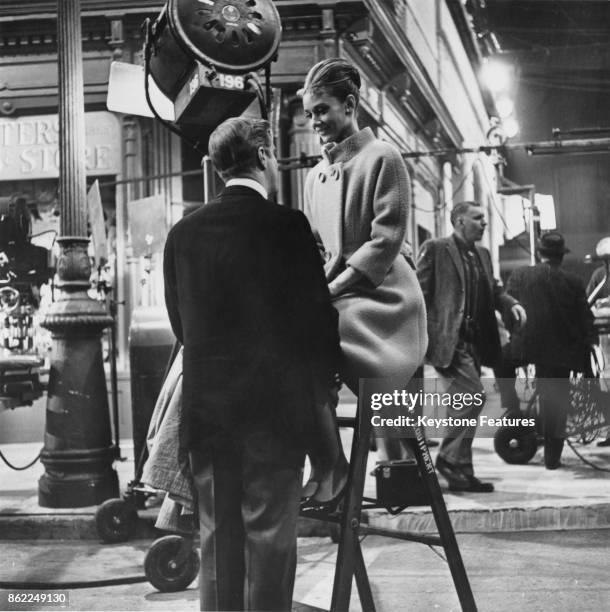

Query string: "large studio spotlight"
[[143, 0, 282, 150]]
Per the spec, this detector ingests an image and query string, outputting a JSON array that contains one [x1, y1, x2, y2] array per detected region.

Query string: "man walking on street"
[[416, 201, 526, 492], [499, 231, 597, 468], [164, 117, 341, 611]]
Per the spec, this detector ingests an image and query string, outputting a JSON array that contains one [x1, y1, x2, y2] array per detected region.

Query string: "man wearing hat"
[[501, 231, 597, 468]]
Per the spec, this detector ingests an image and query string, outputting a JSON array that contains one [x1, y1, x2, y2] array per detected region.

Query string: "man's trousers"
[[190, 430, 303, 611], [435, 340, 486, 470]]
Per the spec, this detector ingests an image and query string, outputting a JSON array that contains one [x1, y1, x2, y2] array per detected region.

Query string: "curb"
[[0, 510, 332, 541], [0, 509, 160, 541], [365, 502, 610, 534], [2, 503, 610, 541]]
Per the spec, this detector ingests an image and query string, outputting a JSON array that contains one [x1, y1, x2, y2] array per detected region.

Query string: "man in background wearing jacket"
[[417, 201, 526, 491]]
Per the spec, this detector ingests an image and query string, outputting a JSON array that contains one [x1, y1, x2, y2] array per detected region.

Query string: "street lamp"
[[38, 0, 118, 507]]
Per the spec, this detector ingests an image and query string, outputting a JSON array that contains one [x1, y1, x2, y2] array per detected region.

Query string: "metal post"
[[527, 200, 536, 266], [38, 0, 119, 507], [202, 155, 216, 203]]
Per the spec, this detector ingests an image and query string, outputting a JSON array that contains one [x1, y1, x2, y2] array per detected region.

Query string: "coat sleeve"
[[505, 269, 521, 301], [574, 277, 598, 347], [486, 250, 518, 322], [586, 266, 607, 300], [345, 147, 409, 286], [163, 232, 183, 344]]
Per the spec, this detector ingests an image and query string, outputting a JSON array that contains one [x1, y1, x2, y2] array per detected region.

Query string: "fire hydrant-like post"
[[38, 0, 119, 507]]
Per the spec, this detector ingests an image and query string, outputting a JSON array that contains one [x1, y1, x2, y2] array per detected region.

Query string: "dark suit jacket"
[[506, 263, 596, 370], [586, 265, 610, 301], [163, 185, 341, 462], [416, 235, 518, 368]]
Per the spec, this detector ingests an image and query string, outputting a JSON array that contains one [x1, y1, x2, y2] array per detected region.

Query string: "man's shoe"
[[596, 438, 610, 447], [452, 476, 494, 493], [435, 456, 470, 488], [436, 457, 494, 492], [544, 439, 564, 470]]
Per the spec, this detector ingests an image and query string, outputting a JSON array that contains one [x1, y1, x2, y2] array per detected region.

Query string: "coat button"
[[318, 172, 326, 183], [323, 250, 332, 262], [331, 167, 340, 180]]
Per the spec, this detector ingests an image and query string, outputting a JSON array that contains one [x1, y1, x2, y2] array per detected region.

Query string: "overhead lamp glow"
[[503, 117, 519, 139], [480, 60, 511, 93], [496, 96, 514, 119]]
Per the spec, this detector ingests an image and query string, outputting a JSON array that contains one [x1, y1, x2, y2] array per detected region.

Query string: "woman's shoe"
[[301, 454, 349, 511], [300, 478, 319, 503], [302, 384, 349, 510], [309, 454, 349, 508]]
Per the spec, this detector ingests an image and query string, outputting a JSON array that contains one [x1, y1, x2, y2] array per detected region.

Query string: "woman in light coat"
[[302, 58, 428, 400]]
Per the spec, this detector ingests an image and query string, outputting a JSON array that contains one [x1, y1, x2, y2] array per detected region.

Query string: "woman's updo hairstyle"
[[302, 58, 361, 107]]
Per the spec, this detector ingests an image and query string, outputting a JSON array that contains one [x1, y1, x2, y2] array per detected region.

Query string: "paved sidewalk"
[[1, 419, 609, 539], [2, 377, 610, 540]]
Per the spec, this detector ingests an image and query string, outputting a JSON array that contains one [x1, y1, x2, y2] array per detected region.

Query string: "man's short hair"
[[208, 117, 273, 181], [450, 201, 479, 227]]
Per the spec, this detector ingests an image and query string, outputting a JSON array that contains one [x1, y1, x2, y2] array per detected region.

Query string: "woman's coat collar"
[[321, 127, 375, 165]]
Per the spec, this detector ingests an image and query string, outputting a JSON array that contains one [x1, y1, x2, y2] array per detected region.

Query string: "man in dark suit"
[[163, 117, 341, 611], [499, 231, 597, 468], [416, 201, 526, 492]]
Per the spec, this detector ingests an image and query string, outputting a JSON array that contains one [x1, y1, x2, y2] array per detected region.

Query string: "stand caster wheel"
[[494, 426, 538, 464], [95, 498, 138, 543], [144, 535, 200, 592]]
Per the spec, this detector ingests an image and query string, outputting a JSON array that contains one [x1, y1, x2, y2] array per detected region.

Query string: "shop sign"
[[0, 111, 121, 180]]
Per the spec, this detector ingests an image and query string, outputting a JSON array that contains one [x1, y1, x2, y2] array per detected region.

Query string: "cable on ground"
[[0, 448, 41, 470], [566, 439, 610, 472], [0, 576, 148, 590]]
